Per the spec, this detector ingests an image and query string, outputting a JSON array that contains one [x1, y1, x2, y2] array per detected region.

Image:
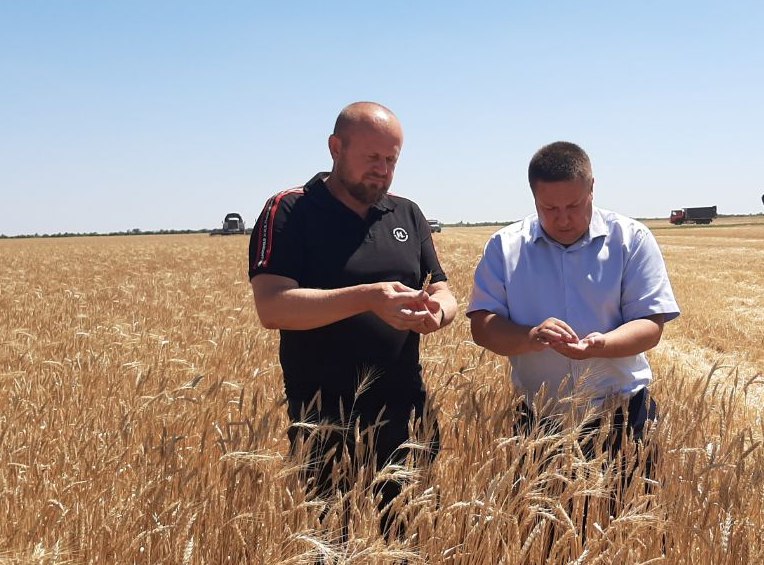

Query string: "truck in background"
[[210, 212, 249, 235], [669, 206, 717, 225]]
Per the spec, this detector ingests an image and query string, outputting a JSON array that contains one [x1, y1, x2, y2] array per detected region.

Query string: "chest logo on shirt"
[[392, 227, 409, 242]]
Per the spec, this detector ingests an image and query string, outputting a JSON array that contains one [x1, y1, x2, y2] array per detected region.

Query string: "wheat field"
[[1, 217, 762, 564]]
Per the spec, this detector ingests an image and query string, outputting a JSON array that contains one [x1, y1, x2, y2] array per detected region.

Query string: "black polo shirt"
[[249, 173, 447, 410]]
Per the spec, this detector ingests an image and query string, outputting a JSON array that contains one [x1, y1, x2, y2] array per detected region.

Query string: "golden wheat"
[[0, 219, 762, 563]]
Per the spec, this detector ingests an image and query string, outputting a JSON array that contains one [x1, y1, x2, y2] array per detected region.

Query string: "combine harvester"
[[210, 212, 250, 235]]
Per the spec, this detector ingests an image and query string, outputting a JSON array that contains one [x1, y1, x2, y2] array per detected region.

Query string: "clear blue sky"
[[2, 1, 763, 236]]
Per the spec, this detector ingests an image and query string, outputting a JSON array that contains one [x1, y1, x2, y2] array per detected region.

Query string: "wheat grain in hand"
[[421, 271, 432, 291]]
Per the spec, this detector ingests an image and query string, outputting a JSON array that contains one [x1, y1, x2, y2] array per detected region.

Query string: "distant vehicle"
[[669, 206, 717, 225], [210, 212, 248, 235], [427, 219, 442, 233]]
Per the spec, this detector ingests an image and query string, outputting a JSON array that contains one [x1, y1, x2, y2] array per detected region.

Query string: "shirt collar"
[[531, 206, 608, 246], [374, 193, 397, 213], [531, 217, 546, 243], [304, 172, 397, 214], [588, 207, 608, 239]]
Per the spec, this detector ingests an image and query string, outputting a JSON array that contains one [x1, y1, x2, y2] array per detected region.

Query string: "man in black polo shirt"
[[249, 101, 457, 537]]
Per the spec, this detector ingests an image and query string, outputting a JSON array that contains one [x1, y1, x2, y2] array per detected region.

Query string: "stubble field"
[[1, 217, 763, 564]]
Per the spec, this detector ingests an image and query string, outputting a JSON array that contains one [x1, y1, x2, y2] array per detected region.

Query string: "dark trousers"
[[287, 393, 440, 540], [515, 387, 657, 466], [515, 388, 658, 541]]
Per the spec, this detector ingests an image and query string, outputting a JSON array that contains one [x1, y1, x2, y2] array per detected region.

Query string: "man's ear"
[[328, 134, 341, 160]]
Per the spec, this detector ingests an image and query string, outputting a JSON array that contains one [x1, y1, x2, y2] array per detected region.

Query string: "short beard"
[[336, 165, 390, 206], [345, 180, 389, 206]]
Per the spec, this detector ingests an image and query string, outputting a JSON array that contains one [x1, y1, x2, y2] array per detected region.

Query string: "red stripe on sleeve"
[[256, 188, 303, 269]]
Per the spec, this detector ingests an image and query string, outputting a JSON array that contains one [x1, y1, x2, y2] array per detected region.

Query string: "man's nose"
[[371, 158, 389, 176]]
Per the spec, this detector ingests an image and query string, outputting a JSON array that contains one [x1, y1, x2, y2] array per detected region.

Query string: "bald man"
[[249, 102, 456, 537]]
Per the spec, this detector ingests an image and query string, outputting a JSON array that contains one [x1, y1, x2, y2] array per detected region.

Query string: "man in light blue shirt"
[[468, 141, 679, 431]]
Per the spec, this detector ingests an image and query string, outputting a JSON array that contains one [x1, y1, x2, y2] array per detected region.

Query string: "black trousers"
[[286, 393, 440, 539], [514, 387, 657, 467], [515, 387, 659, 543]]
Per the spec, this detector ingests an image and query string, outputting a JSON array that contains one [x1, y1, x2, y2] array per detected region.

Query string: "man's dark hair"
[[528, 141, 593, 192]]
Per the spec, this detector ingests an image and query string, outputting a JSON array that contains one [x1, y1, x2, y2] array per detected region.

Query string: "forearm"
[[596, 316, 664, 358], [252, 274, 431, 331], [253, 283, 372, 330], [429, 285, 458, 328], [469, 311, 540, 356]]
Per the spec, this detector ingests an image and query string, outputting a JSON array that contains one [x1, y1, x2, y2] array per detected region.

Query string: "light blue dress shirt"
[[467, 207, 680, 401]]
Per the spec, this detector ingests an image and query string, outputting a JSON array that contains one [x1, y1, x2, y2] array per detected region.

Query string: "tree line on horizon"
[[2, 212, 762, 239]]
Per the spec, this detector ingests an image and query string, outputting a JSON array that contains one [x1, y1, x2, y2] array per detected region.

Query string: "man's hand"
[[550, 332, 606, 360], [404, 291, 443, 335], [551, 316, 664, 360], [367, 282, 432, 331], [530, 317, 579, 347]]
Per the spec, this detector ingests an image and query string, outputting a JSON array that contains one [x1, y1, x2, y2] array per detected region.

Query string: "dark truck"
[[669, 206, 717, 225], [210, 212, 248, 235]]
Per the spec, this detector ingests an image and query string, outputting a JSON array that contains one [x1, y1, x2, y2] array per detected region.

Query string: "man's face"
[[331, 124, 402, 206], [533, 178, 594, 245]]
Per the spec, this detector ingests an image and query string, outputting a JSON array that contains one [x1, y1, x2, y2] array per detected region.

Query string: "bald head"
[[326, 102, 403, 214], [333, 101, 403, 143]]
